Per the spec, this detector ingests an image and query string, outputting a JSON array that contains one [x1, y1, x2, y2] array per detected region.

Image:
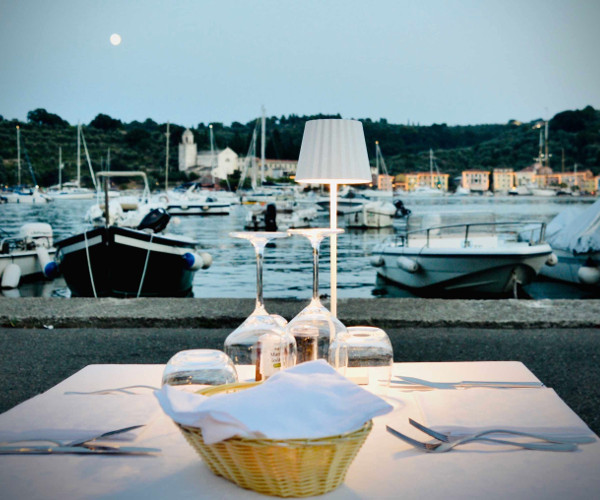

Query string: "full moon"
[[110, 33, 122, 46]]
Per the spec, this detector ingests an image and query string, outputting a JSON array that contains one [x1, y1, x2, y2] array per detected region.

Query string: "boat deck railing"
[[389, 221, 547, 249]]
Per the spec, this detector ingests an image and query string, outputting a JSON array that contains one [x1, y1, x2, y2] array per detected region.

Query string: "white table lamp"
[[295, 119, 372, 317]]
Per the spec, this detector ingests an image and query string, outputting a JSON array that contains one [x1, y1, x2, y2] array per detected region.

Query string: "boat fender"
[[36, 246, 59, 279], [370, 255, 385, 267], [397, 256, 419, 273], [545, 253, 558, 267], [578, 266, 600, 285], [182, 252, 213, 270], [1, 263, 21, 289]]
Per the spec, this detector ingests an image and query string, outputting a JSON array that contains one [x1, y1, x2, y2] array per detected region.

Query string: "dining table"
[[1, 360, 598, 499]]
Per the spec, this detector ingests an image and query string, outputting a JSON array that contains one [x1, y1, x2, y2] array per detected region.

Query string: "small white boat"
[[163, 183, 232, 216], [244, 202, 318, 231], [371, 221, 555, 297], [0, 223, 58, 288], [3, 187, 51, 204]]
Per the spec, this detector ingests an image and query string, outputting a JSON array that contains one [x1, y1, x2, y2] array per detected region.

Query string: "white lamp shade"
[[295, 119, 372, 184]]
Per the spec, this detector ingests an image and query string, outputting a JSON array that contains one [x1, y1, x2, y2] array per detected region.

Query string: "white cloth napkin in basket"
[[156, 360, 394, 444], [414, 387, 594, 437]]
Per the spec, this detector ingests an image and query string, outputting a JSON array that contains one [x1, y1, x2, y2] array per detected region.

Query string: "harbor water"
[[1, 195, 598, 299]]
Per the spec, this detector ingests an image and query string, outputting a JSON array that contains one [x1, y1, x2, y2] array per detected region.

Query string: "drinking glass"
[[224, 231, 296, 381], [330, 326, 394, 393], [286, 228, 347, 364], [162, 349, 238, 391]]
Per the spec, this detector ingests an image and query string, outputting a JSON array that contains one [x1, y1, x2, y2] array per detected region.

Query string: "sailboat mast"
[[16, 126, 21, 186], [375, 141, 380, 177], [544, 121, 549, 169], [58, 147, 62, 189], [209, 124, 216, 185], [251, 126, 258, 190], [260, 105, 266, 186], [77, 123, 81, 188], [164, 122, 170, 192], [429, 149, 433, 188]]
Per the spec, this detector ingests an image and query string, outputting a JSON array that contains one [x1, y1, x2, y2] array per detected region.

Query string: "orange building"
[[462, 170, 490, 192]]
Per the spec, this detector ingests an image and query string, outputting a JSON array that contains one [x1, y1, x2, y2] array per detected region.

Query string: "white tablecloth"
[[1, 361, 598, 499]]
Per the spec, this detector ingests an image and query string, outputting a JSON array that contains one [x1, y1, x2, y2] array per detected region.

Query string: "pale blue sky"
[[1, 0, 598, 127]]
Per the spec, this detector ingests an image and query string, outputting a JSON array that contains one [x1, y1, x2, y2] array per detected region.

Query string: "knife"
[[0, 444, 160, 455], [393, 375, 544, 389]]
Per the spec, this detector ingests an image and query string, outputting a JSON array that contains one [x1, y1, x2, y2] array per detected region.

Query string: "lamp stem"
[[329, 182, 338, 317]]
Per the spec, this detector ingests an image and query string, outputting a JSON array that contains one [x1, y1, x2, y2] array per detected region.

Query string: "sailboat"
[[3, 126, 51, 204], [46, 125, 96, 200], [406, 149, 446, 196]]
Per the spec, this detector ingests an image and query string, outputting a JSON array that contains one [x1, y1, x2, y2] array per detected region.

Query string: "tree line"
[[0, 106, 598, 190]]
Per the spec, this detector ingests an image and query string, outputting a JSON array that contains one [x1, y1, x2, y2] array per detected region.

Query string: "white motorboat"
[[371, 221, 555, 297], [533, 199, 600, 290], [343, 200, 397, 228], [0, 223, 58, 289]]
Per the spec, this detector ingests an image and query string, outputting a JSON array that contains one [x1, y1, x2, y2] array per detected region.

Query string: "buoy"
[[545, 253, 558, 266], [182, 252, 213, 270], [578, 266, 600, 285], [370, 255, 385, 267], [1, 263, 21, 288], [36, 246, 59, 279], [397, 256, 419, 273]]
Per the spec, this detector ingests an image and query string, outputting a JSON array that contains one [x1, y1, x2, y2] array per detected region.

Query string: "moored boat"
[[55, 172, 213, 298], [371, 221, 555, 298], [0, 223, 58, 288]]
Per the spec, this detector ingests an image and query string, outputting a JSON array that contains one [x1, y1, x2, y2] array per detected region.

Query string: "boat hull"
[[55, 227, 197, 298], [166, 203, 230, 216], [373, 245, 552, 297], [0, 249, 57, 282], [539, 248, 600, 289]]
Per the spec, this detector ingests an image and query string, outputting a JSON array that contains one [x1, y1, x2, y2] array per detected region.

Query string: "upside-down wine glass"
[[286, 228, 348, 365], [224, 231, 296, 381]]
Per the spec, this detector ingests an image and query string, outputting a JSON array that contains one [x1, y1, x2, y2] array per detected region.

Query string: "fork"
[[385, 425, 578, 452], [1, 424, 146, 447], [408, 418, 596, 445], [64, 385, 160, 395]]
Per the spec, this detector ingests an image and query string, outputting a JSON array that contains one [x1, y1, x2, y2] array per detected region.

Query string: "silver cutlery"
[[0, 444, 160, 455], [393, 375, 544, 390], [385, 425, 578, 452], [408, 418, 596, 445], [1, 424, 146, 448], [64, 385, 160, 396]]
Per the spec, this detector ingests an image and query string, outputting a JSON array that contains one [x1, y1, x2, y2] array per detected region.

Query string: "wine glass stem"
[[255, 247, 265, 310], [312, 244, 320, 302]]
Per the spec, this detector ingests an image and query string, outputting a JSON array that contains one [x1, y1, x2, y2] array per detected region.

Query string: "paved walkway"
[[1, 298, 599, 434]]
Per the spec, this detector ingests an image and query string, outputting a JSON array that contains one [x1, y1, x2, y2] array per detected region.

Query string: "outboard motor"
[[138, 208, 171, 233], [394, 200, 411, 217], [264, 203, 277, 231]]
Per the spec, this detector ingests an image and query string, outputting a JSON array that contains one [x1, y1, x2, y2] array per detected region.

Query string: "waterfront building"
[[462, 170, 490, 192], [492, 168, 515, 193], [377, 174, 394, 191], [178, 128, 239, 180], [405, 172, 449, 192]]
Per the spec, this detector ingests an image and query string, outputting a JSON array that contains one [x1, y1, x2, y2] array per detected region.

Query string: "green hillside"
[[1, 106, 598, 190]]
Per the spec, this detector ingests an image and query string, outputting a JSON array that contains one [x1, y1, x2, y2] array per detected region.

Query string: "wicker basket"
[[176, 382, 373, 497]]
